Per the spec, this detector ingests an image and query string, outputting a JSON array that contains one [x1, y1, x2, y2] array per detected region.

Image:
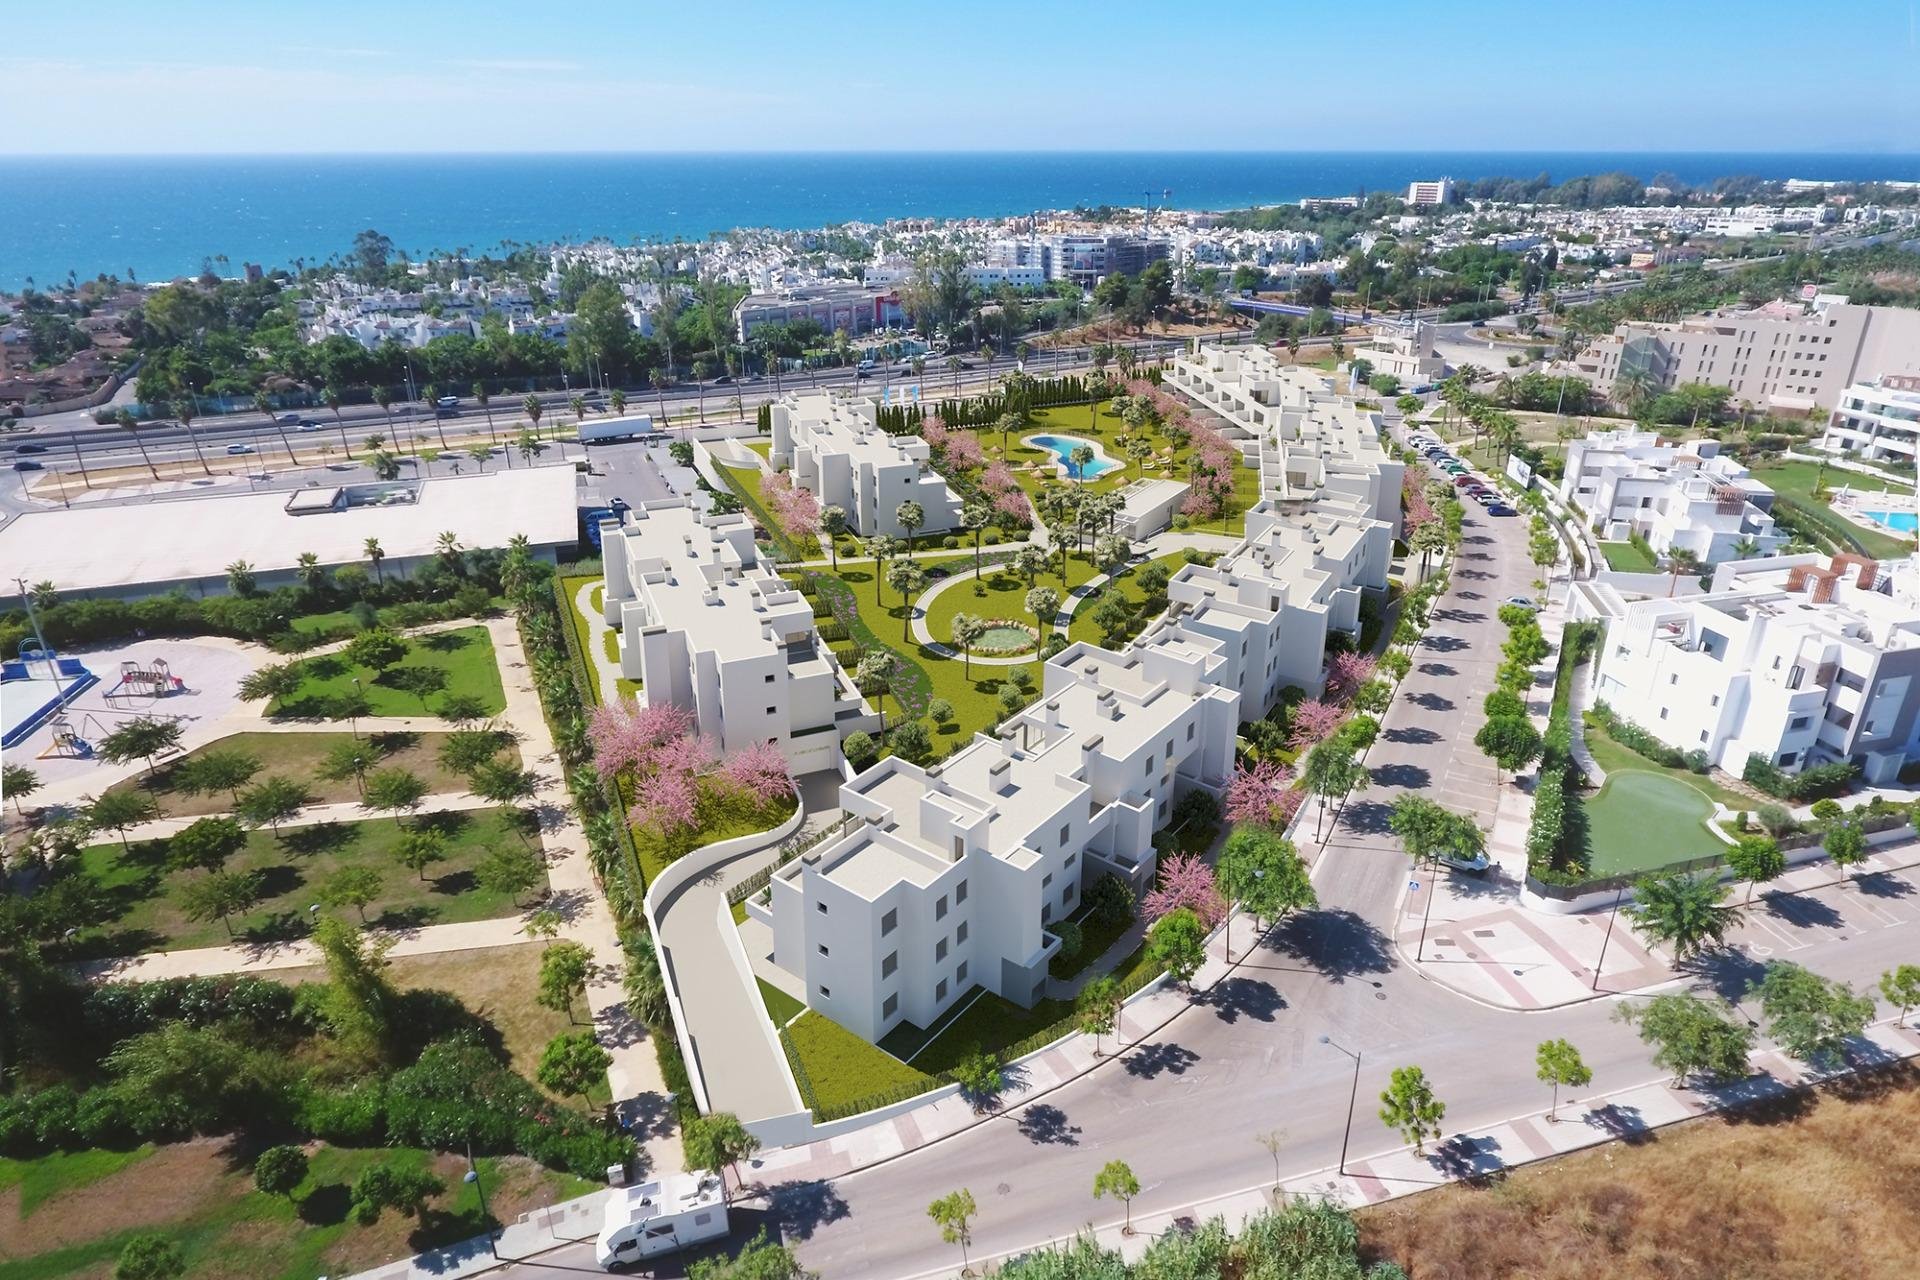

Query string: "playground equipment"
[[104, 657, 184, 702], [38, 714, 93, 759]]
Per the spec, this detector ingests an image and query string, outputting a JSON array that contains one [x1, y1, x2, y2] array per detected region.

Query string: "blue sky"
[[8, 0, 1918, 153]]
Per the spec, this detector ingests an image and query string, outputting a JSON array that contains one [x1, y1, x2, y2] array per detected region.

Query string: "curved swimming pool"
[[1026, 433, 1120, 480]]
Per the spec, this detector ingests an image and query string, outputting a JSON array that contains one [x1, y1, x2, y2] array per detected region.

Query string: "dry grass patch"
[[1358, 1063, 1920, 1280]]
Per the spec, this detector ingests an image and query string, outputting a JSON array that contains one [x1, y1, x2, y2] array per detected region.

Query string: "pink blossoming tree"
[[719, 739, 794, 807], [1142, 854, 1227, 929], [1287, 698, 1344, 750], [1225, 758, 1303, 829]]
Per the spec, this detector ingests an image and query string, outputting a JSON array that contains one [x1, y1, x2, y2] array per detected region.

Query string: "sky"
[[7, 0, 1920, 155]]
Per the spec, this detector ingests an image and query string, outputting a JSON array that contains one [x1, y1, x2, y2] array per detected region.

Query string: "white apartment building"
[[1168, 344, 1405, 535], [600, 500, 869, 775], [1559, 428, 1786, 564], [732, 285, 904, 342], [1572, 295, 1920, 413], [755, 636, 1239, 1043], [1406, 178, 1456, 206], [1590, 553, 1920, 785], [1353, 322, 1446, 387], [768, 391, 965, 538], [1820, 374, 1920, 464]]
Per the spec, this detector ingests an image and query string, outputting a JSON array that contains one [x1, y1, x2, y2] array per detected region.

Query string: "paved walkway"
[[105, 789, 497, 844], [569, 578, 625, 704]]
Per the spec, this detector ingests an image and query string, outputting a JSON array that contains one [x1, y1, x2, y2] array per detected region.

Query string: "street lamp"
[[1590, 884, 1627, 991], [1318, 1034, 1362, 1177], [465, 1142, 499, 1259]]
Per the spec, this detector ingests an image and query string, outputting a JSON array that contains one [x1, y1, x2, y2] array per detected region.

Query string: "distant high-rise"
[[1404, 178, 1455, 207]]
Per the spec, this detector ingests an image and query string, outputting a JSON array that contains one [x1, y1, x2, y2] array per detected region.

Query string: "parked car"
[[1502, 596, 1538, 610], [1438, 848, 1491, 874], [1487, 503, 1517, 516], [1453, 475, 1477, 488]]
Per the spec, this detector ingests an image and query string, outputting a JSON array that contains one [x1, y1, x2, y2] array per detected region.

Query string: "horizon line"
[[4, 147, 1919, 161]]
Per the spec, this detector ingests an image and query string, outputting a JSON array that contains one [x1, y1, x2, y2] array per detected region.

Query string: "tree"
[[349, 1162, 445, 1226], [364, 537, 387, 585], [886, 559, 927, 639], [1092, 1159, 1141, 1235], [1378, 1065, 1446, 1156], [361, 767, 427, 829], [854, 650, 897, 728], [927, 1189, 977, 1275], [1616, 993, 1754, 1085], [387, 664, 450, 710], [683, 1111, 762, 1201], [3, 762, 39, 816], [889, 719, 934, 765], [1726, 835, 1786, 902], [175, 748, 263, 803], [623, 932, 671, 1028], [864, 534, 898, 601], [821, 505, 848, 568], [318, 739, 374, 798], [169, 815, 246, 873], [1076, 976, 1123, 1057], [235, 775, 312, 835], [113, 1233, 185, 1280], [225, 559, 257, 597], [896, 499, 925, 550], [1300, 738, 1365, 840], [1217, 827, 1316, 931], [469, 759, 539, 824], [476, 843, 546, 905], [538, 940, 594, 1022], [927, 698, 954, 726], [98, 717, 185, 775], [86, 788, 157, 851], [1474, 715, 1542, 773], [1881, 964, 1920, 1028], [238, 661, 304, 704], [1147, 907, 1208, 988], [319, 865, 384, 922], [950, 612, 986, 677], [537, 1030, 611, 1105], [438, 727, 507, 777], [1825, 820, 1869, 884], [179, 870, 261, 937], [1534, 1039, 1592, 1122], [311, 916, 397, 1060], [1626, 871, 1743, 962], [253, 1144, 310, 1201], [345, 628, 408, 673], [1751, 961, 1875, 1067], [1025, 585, 1060, 636]]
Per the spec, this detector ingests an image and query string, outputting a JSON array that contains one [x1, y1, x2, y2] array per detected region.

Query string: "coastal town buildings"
[[1559, 428, 1787, 565], [1588, 552, 1920, 786], [600, 499, 869, 775], [1819, 374, 1920, 464], [768, 390, 964, 538], [755, 635, 1238, 1044], [732, 284, 904, 342]]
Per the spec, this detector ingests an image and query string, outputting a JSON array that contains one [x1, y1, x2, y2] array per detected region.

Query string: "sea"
[[3, 150, 1918, 293]]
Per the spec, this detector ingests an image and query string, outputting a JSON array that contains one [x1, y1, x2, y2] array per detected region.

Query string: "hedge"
[[1742, 755, 1858, 802]]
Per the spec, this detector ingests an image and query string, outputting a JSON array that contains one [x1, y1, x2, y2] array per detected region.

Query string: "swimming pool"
[[1865, 509, 1918, 533], [1027, 433, 1120, 480]]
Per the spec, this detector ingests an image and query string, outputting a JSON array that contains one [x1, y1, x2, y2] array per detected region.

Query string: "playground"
[[0, 637, 257, 792]]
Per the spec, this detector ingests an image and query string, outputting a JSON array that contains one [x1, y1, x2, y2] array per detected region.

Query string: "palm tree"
[[173, 398, 212, 476], [324, 386, 353, 460], [1665, 547, 1703, 597], [472, 381, 496, 445], [692, 357, 713, 424], [608, 388, 627, 418], [569, 394, 588, 427], [373, 385, 395, 442], [1731, 536, 1760, 561], [116, 408, 159, 481], [1069, 443, 1096, 489], [422, 384, 451, 450], [364, 537, 386, 586], [948, 354, 963, 392], [522, 394, 543, 442], [295, 552, 326, 593], [1626, 872, 1744, 962], [651, 368, 670, 422], [435, 531, 463, 572]]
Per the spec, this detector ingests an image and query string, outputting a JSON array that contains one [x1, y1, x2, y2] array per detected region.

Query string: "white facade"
[[601, 500, 868, 775], [768, 391, 965, 538], [1820, 375, 1920, 464], [733, 285, 903, 342], [1406, 178, 1456, 206], [1353, 322, 1446, 387], [1590, 553, 1920, 786], [1559, 428, 1786, 565], [759, 635, 1239, 1043]]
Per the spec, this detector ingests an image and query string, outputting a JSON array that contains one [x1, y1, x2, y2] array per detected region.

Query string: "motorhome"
[[594, 1172, 729, 1271]]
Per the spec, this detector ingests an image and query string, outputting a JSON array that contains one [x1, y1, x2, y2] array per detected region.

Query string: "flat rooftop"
[[0, 466, 577, 593]]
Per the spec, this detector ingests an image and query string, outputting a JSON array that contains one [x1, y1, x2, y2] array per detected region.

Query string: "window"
[[818, 944, 829, 956], [1065, 852, 1077, 868], [956, 880, 968, 904], [1042, 903, 1052, 923], [1187, 723, 1195, 741], [1144, 755, 1153, 777], [957, 961, 968, 984], [818, 985, 831, 997], [935, 895, 948, 920], [1659, 707, 1669, 720], [881, 908, 897, 935], [1778, 751, 1798, 766], [936, 937, 948, 961], [1059, 823, 1070, 846], [1699, 731, 1709, 743], [882, 951, 897, 978], [1158, 799, 1168, 818], [817, 902, 828, 915], [1710, 694, 1720, 706], [1062, 886, 1073, 906], [883, 993, 898, 1018], [936, 979, 948, 1002], [766, 706, 776, 715], [1042, 873, 1053, 888], [1670, 673, 1679, 685], [957, 920, 969, 944], [765, 674, 776, 683]]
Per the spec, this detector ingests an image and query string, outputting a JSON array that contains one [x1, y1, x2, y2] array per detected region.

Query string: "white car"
[[1439, 849, 1491, 874], [225, 443, 255, 455]]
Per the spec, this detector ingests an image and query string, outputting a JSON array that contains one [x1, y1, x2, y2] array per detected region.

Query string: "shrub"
[[941, 535, 960, 549], [843, 731, 878, 770], [1049, 920, 1084, 963], [1684, 748, 1710, 774], [1084, 874, 1135, 929], [1755, 803, 1797, 837]]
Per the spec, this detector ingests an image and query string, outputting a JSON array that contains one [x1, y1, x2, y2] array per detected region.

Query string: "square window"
[[818, 944, 829, 956], [819, 985, 831, 998], [765, 706, 776, 715], [883, 993, 898, 1018], [957, 920, 969, 944], [881, 908, 897, 935], [936, 979, 948, 1002], [956, 880, 968, 904], [765, 674, 776, 683], [1059, 823, 1070, 846], [817, 902, 828, 915], [1065, 852, 1077, 867], [882, 951, 897, 978], [936, 895, 948, 920], [957, 961, 968, 984], [936, 937, 948, 962], [1043, 873, 1053, 888]]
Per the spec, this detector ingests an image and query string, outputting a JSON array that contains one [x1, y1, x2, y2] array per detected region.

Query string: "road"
[[479, 467, 1920, 1279]]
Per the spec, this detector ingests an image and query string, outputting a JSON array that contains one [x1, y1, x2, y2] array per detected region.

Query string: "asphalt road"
[[480, 462, 1920, 1279]]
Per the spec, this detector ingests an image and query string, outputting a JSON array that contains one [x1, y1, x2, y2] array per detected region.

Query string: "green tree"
[[1300, 739, 1366, 841], [1092, 1159, 1141, 1235], [1025, 585, 1060, 636], [3, 762, 40, 816], [950, 612, 986, 677], [350, 1162, 445, 1226], [887, 559, 927, 638], [1825, 820, 1869, 884], [536, 1030, 612, 1105], [178, 870, 261, 937], [1751, 961, 1875, 1066], [235, 775, 312, 836], [683, 1111, 763, 1201], [1726, 835, 1786, 903], [864, 534, 897, 600], [311, 916, 398, 1060], [1216, 827, 1315, 932], [1474, 715, 1542, 773], [238, 661, 305, 704], [1881, 964, 1920, 1028], [113, 1233, 185, 1280], [169, 815, 247, 873], [174, 748, 263, 803], [1378, 1065, 1446, 1155], [1147, 906, 1208, 988], [1615, 993, 1754, 1084], [346, 628, 409, 673], [1076, 975, 1123, 1057], [85, 788, 157, 851], [387, 664, 450, 710], [889, 719, 934, 766], [476, 843, 546, 906], [927, 1189, 978, 1275], [98, 717, 185, 776], [623, 932, 671, 1028], [317, 739, 374, 797], [1534, 1039, 1592, 1122], [252, 1144, 310, 1201], [820, 505, 848, 568], [927, 698, 954, 726], [361, 767, 427, 829], [953, 1049, 1005, 1111], [896, 499, 926, 551], [538, 940, 594, 1023], [1626, 871, 1744, 962], [318, 865, 385, 922]]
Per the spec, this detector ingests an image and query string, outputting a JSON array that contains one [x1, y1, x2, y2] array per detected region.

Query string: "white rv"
[[595, 1172, 730, 1271]]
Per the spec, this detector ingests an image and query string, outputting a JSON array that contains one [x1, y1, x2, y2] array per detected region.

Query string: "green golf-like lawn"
[[1598, 541, 1658, 573], [1581, 770, 1722, 878], [1064, 550, 1190, 648], [72, 807, 542, 955], [269, 625, 505, 719]]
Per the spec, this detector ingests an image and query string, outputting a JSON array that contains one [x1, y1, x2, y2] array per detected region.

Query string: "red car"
[[1453, 475, 1477, 487]]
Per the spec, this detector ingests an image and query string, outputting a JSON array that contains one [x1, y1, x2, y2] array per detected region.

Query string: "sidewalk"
[[76, 914, 549, 982], [105, 789, 496, 843]]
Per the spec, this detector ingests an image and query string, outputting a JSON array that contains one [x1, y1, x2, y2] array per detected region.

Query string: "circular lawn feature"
[[1582, 769, 1720, 879], [974, 621, 1039, 655]]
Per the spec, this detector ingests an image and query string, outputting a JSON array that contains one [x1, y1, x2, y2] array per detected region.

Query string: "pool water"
[[1027, 434, 1120, 480], [1866, 509, 1918, 533]]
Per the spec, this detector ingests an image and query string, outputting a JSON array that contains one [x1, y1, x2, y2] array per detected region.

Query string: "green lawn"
[[0, 1141, 591, 1280], [630, 780, 796, 887], [785, 1010, 934, 1116], [71, 807, 542, 956], [286, 595, 507, 640], [1582, 716, 1754, 809], [757, 978, 806, 1027], [1048, 906, 1136, 981], [1749, 458, 1916, 559], [1598, 541, 1658, 573], [919, 551, 1102, 654], [269, 626, 505, 719], [105, 730, 514, 819], [1064, 551, 1188, 648], [1582, 770, 1722, 878]]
